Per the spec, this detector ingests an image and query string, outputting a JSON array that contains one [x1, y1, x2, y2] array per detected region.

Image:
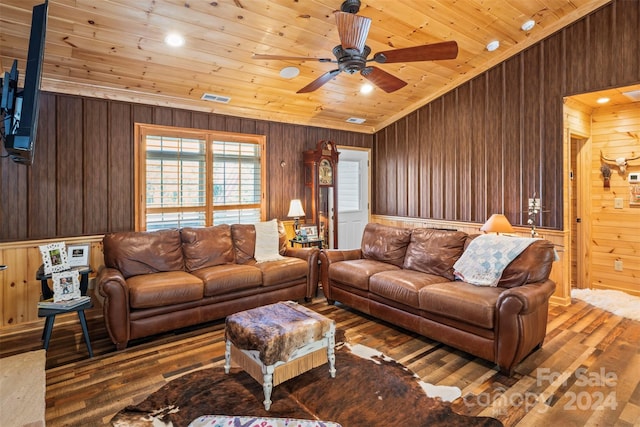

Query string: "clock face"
[[319, 159, 333, 185]]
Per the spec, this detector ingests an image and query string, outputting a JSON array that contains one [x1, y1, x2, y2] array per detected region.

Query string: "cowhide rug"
[[111, 342, 502, 427]]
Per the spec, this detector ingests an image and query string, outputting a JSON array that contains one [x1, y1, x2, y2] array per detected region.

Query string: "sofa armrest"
[[321, 248, 363, 264], [284, 246, 320, 299], [497, 279, 556, 315], [97, 267, 131, 350], [495, 279, 556, 374], [319, 249, 363, 299]]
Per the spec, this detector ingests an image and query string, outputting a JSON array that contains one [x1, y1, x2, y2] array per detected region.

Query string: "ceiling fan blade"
[[297, 69, 342, 93], [361, 66, 407, 93], [335, 11, 371, 52], [373, 41, 458, 63], [252, 54, 333, 63]]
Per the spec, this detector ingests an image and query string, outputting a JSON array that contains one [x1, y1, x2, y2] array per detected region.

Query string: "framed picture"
[[67, 243, 90, 268], [39, 242, 70, 275], [52, 270, 81, 302], [300, 225, 319, 239]]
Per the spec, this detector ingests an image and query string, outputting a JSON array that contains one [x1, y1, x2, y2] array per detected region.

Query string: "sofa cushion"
[[231, 224, 257, 265], [361, 223, 412, 267], [403, 229, 467, 280], [103, 229, 184, 279], [497, 240, 555, 288], [329, 259, 399, 291], [418, 282, 503, 329], [256, 257, 308, 287], [370, 270, 450, 308], [127, 271, 203, 309], [191, 264, 263, 297], [180, 225, 235, 272]]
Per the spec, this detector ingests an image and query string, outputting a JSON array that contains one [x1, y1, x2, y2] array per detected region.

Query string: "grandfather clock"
[[304, 140, 339, 248]]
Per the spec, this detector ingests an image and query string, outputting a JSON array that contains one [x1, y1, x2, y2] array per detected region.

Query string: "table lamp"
[[287, 199, 305, 239], [480, 214, 514, 234]]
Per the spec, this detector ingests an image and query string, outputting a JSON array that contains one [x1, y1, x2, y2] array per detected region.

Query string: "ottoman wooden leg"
[[224, 340, 231, 374], [327, 327, 336, 378], [263, 365, 275, 411]]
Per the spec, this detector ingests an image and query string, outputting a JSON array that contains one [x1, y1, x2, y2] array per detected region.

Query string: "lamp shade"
[[480, 214, 514, 234], [287, 199, 305, 218]]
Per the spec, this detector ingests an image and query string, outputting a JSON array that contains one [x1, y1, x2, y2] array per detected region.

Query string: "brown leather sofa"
[[320, 222, 556, 375], [98, 222, 319, 350]]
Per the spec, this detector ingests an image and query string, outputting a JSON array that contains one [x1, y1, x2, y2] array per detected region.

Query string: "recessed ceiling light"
[[279, 66, 300, 79], [360, 83, 373, 94], [596, 97, 610, 104], [346, 117, 366, 124], [164, 32, 185, 47], [521, 20, 535, 31], [486, 40, 500, 52]]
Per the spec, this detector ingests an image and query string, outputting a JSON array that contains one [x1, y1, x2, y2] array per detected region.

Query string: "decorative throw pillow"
[[253, 219, 286, 263]]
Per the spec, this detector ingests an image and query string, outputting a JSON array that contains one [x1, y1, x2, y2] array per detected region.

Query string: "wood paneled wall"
[[589, 103, 640, 294], [0, 94, 372, 243], [373, 0, 640, 229]]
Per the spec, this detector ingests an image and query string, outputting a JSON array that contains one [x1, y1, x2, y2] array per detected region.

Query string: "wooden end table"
[[36, 265, 94, 357]]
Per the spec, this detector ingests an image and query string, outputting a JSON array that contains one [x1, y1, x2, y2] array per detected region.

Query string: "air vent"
[[346, 117, 366, 124], [201, 93, 231, 103], [622, 90, 640, 102]]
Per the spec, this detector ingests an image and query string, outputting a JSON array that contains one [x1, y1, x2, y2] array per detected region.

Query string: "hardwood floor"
[[1, 296, 639, 427]]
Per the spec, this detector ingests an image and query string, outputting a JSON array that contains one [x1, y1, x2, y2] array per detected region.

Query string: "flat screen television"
[[1, 1, 48, 165]]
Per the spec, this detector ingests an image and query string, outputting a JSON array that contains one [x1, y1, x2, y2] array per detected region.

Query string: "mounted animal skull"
[[600, 151, 640, 174]]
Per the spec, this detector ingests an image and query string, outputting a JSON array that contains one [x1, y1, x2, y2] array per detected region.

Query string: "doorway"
[[569, 135, 589, 289], [336, 147, 370, 249]]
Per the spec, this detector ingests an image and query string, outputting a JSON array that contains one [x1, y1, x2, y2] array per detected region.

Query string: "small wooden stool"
[[224, 301, 336, 410]]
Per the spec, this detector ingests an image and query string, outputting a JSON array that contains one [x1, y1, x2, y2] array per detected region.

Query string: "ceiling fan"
[[253, 0, 458, 94]]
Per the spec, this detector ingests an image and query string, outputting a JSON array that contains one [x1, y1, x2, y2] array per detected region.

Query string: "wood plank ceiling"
[[0, 0, 611, 133]]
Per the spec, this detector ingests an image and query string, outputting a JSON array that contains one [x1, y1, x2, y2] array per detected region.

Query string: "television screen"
[[1, 1, 48, 165]]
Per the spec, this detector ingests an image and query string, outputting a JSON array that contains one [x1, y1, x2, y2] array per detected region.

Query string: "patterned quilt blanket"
[[453, 234, 537, 286]]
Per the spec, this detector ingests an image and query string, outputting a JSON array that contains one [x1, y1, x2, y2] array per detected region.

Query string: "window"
[[136, 124, 265, 231], [338, 160, 360, 212]]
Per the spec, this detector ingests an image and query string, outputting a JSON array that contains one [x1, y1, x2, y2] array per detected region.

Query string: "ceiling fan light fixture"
[[335, 11, 371, 52], [164, 32, 185, 47], [360, 83, 373, 94], [486, 40, 500, 52], [521, 20, 536, 31], [279, 66, 300, 79]]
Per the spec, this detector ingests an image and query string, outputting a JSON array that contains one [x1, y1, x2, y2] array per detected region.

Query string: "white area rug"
[[0, 349, 46, 427], [572, 289, 640, 321]]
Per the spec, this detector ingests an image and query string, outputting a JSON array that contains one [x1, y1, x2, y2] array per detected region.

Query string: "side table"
[[36, 265, 94, 357], [289, 237, 323, 248]]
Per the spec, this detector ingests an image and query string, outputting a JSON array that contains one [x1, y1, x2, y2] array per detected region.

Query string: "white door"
[[336, 147, 370, 249]]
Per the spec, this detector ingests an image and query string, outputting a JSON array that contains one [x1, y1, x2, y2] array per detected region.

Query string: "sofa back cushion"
[[497, 239, 556, 288], [180, 224, 235, 272], [103, 229, 184, 279], [361, 223, 412, 267], [403, 229, 468, 280], [232, 221, 287, 265]]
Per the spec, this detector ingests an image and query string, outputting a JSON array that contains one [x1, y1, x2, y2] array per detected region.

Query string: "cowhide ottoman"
[[224, 301, 336, 410]]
